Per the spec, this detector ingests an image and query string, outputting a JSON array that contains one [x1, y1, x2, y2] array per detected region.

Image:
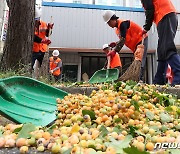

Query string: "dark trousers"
[[49, 74, 61, 82], [139, 37, 148, 81], [153, 13, 180, 85], [32, 52, 45, 69], [54, 75, 61, 82]]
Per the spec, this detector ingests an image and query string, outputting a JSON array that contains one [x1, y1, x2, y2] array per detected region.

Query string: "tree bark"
[[1, 0, 35, 71]]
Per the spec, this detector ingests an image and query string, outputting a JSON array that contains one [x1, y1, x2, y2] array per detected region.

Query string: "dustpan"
[[88, 68, 119, 84], [0, 76, 68, 126], [89, 55, 119, 84]]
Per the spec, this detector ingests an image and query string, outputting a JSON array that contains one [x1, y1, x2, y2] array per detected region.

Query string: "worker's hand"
[[142, 29, 147, 35], [50, 70, 53, 74], [107, 50, 116, 58], [41, 39, 51, 45], [47, 23, 54, 29], [109, 42, 116, 48], [134, 44, 144, 61]]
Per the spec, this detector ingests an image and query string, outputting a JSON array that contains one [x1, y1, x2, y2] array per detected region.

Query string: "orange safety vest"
[[152, 0, 176, 25], [115, 19, 145, 53], [49, 57, 61, 76], [110, 53, 122, 68], [33, 21, 48, 52]]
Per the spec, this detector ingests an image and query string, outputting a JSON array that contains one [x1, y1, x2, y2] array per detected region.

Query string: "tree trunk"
[[1, 0, 35, 71]]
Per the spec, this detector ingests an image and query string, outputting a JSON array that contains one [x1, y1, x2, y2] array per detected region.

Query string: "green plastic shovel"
[[88, 68, 119, 84], [0, 76, 68, 126]]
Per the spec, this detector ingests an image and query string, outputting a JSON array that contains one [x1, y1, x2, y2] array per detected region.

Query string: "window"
[[81, 56, 106, 78], [63, 65, 78, 82], [43, 0, 142, 7], [96, 0, 108, 5], [73, 0, 81, 3], [125, 0, 141, 8], [111, 0, 123, 6], [134, 0, 141, 8]]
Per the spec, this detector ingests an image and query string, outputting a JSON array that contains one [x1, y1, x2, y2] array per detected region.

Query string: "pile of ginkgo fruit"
[[0, 81, 180, 154]]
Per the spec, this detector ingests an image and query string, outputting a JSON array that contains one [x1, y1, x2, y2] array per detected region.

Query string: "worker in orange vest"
[[32, 7, 53, 79], [49, 50, 62, 82], [140, 0, 180, 85], [102, 44, 122, 76], [102, 10, 148, 82]]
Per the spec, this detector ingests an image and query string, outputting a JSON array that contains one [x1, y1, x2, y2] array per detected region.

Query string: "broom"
[[118, 38, 144, 82]]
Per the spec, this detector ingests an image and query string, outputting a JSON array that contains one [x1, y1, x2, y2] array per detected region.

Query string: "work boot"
[[167, 54, 180, 86], [153, 61, 167, 85]]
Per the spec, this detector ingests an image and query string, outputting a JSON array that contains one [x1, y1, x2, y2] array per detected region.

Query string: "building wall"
[[42, 1, 180, 83], [172, 0, 180, 13], [42, 3, 158, 50], [175, 14, 180, 46], [42, 1, 180, 49]]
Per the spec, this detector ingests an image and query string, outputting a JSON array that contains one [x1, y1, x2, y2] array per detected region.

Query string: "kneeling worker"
[[49, 50, 62, 82], [103, 44, 122, 76]]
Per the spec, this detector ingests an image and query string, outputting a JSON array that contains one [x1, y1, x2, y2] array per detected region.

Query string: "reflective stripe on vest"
[[115, 19, 144, 52], [33, 21, 48, 52], [49, 57, 61, 76], [153, 0, 176, 25], [110, 53, 122, 68]]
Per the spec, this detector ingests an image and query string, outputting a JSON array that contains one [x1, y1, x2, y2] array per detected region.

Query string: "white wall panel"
[[175, 14, 180, 46], [172, 0, 180, 13]]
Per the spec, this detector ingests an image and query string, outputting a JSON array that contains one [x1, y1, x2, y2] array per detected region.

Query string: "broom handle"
[[141, 34, 146, 45], [48, 16, 53, 39], [47, 16, 53, 54], [107, 56, 111, 69]]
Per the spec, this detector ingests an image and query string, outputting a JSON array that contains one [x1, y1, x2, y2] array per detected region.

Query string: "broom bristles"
[[118, 60, 141, 82]]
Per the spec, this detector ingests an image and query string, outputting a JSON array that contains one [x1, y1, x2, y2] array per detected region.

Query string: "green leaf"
[[130, 100, 139, 111], [169, 98, 176, 105], [47, 124, 57, 134], [113, 125, 122, 133], [114, 118, 121, 123], [152, 92, 170, 106], [128, 126, 138, 137], [165, 106, 173, 112], [113, 81, 123, 91], [0, 131, 3, 137], [149, 126, 159, 131], [175, 124, 180, 130], [88, 145, 96, 150], [62, 148, 73, 154], [99, 125, 109, 138], [177, 108, 180, 116], [169, 149, 180, 154], [125, 85, 131, 90], [13, 127, 22, 134], [17, 123, 36, 139], [135, 131, 146, 138], [160, 112, 172, 123], [105, 135, 133, 154], [126, 80, 137, 87], [123, 146, 150, 154], [82, 110, 96, 120], [146, 111, 154, 120]]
